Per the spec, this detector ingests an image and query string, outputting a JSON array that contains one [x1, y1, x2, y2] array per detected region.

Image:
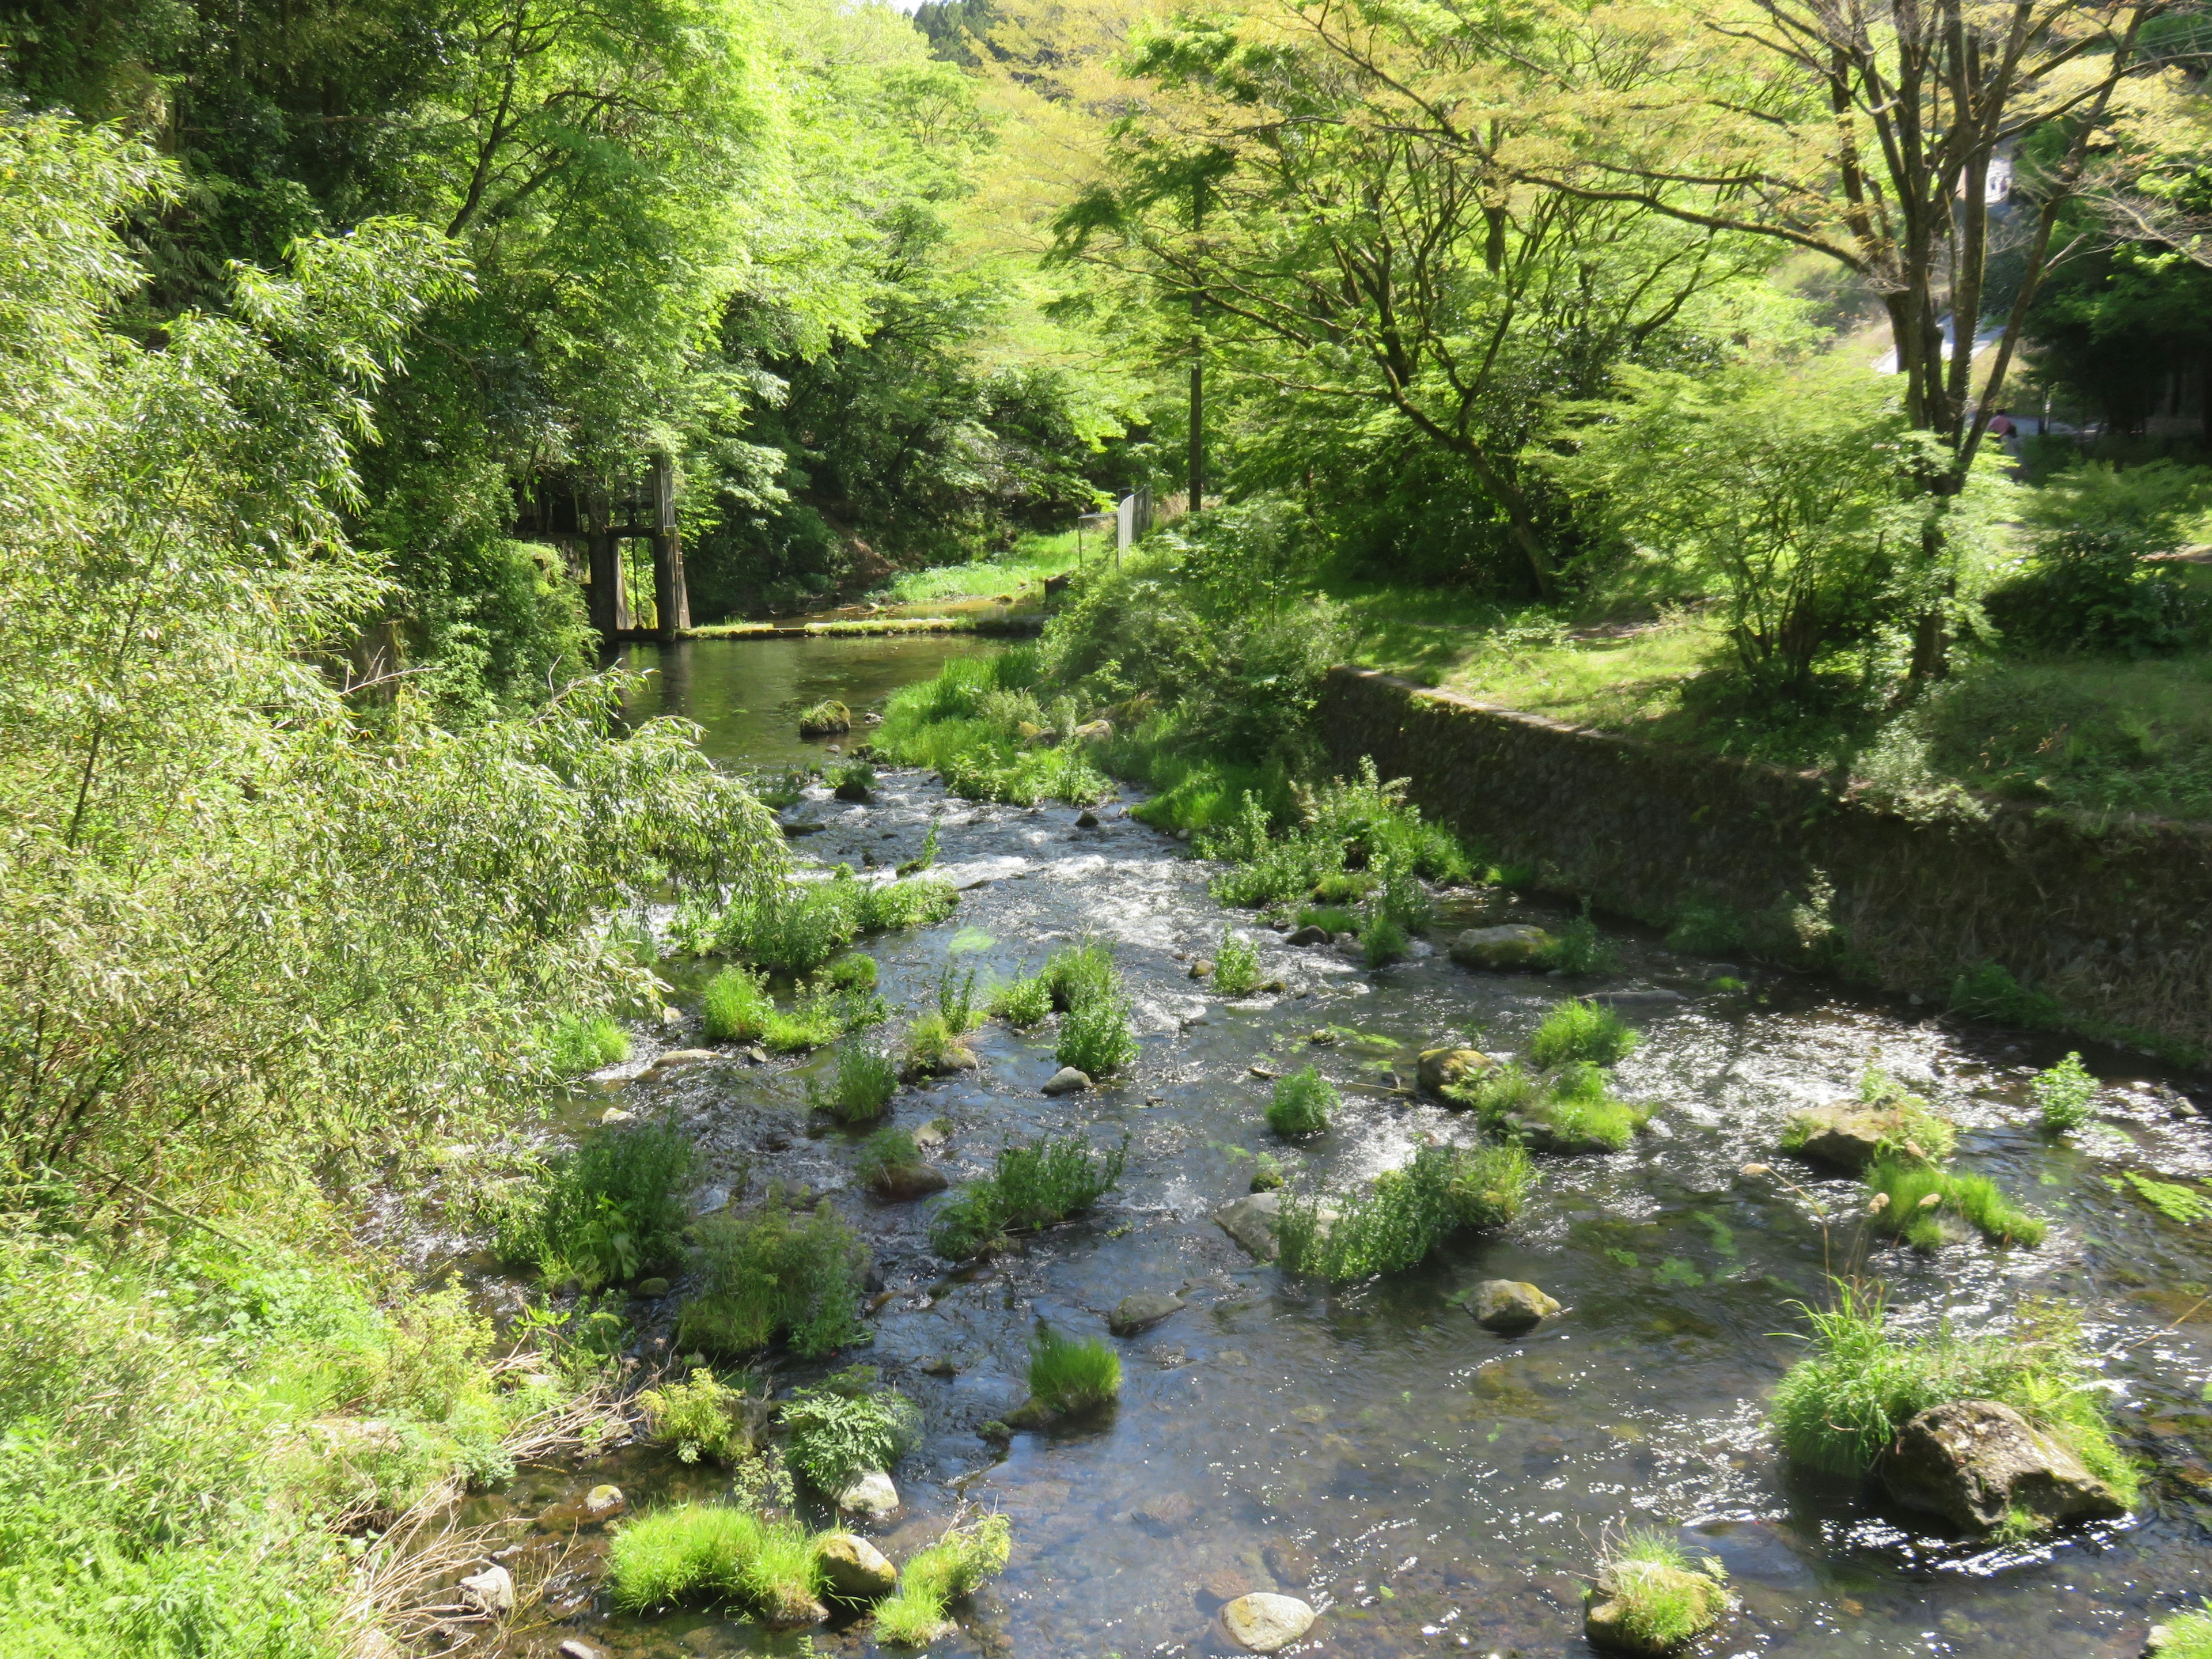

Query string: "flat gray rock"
[[1042, 1066, 1092, 1096], [1214, 1192, 1282, 1260], [1449, 924, 1555, 971], [1880, 1398, 2126, 1533], [1109, 1291, 1186, 1335]]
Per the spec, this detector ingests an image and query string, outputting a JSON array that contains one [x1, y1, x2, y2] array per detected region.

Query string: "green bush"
[[1984, 460, 2210, 656], [1213, 930, 1264, 995], [874, 1514, 1013, 1645], [702, 965, 775, 1043], [608, 1502, 826, 1622], [714, 876, 863, 976], [1863, 1157, 2046, 1248], [1041, 940, 1119, 1010], [900, 1012, 975, 1077], [1591, 1529, 1728, 1652], [547, 1013, 631, 1075], [495, 1118, 694, 1288], [809, 1041, 897, 1124], [1278, 1142, 1532, 1282], [987, 971, 1053, 1027], [1448, 1061, 1543, 1125], [764, 986, 887, 1055], [823, 952, 878, 991], [928, 1135, 1128, 1259], [1028, 1324, 1121, 1414], [1770, 1286, 2137, 1503], [2032, 1051, 2099, 1132], [1267, 1066, 1335, 1137], [1056, 991, 1139, 1077], [1950, 961, 2064, 1029], [1536, 911, 1616, 975], [639, 1366, 762, 1464], [1361, 912, 1408, 967], [782, 1367, 923, 1493], [857, 1128, 926, 1196], [1528, 999, 1638, 1067], [857, 876, 959, 933], [677, 1189, 869, 1358]]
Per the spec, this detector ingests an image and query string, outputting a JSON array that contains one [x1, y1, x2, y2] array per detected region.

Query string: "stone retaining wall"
[[1319, 667, 2212, 1061]]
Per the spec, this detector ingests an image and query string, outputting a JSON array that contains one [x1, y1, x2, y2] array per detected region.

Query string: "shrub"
[[2032, 1051, 2099, 1133], [1278, 1142, 1532, 1282], [715, 875, 863, 976], [809, 1041, 897, 1124], [495, 1118, 694, 1288], [1041, 940, 1119, 1010], [764, 986, 886, 1055], [1592, 1529, 1728, 1652], [1536, 910, 1616, 975], [1949, 961, 2063, 1029], [1267, 1066, 1335, 1137], [900, 1012, 974, 1078], [547, 1013, 631, 1075], [1029, 1324, 1121, 1414], [1665, 900, 1744, 954], [608, 1502, 826, 1622], [1213, 931, 1263, 995], [799, 698, 852, 736], [1528, 999, 1638, 1068], [1056, 991, 1139, 1077], [874, 1514, 1014, 1645], [1770, 1286, 2136, 1502], [987, 971, 1053, 1027], [935, 964, 981, 1031], [639, 1366, 762, 1464], [1863, 1157, 2046, 1248], [1985, 460, 2210, 656], [858, 875, 959, 933], [1361, 912, 1408, 967], [677, 1189, 869, 1358], [702, 965, 775, 1042], [857, 1128, 925, 1196], [928, 1135, 1128, 1259], [782, 1367, 923, 1493]]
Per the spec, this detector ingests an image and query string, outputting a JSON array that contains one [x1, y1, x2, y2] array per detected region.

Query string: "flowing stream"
[[482, 636, 2212, 1659]]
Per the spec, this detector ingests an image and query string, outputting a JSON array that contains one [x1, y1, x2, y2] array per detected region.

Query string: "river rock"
[[1471, 1279, 1562, 1335], [1418, 1046, 1495, 1094], [1449, 924, 1556, 971], [1879, 1399, 2127, 1533], [1584, 1560, 1725, 1655], [1076, 809, 1101, 828], [652, 1048, 721, 1070], [816, 1532, 899, 1600], [583, 1483, 625, 1519], [1783, 1101, 1941, 1172], [458, 1563, 515, 1615], [558, 1642, 601, 1659], [1109, 1291, 1186, 1335], [1071, 719, 1113, 743], [1213, 1192, 1283, 1260], [634, 1277, 670, 1298], [1221, 1592, 1316, 1653], [1286, 925, 1331, 946], [598, 1107, 635, 1126], [1042, 1066, 1092, 1096], [869, 1163, 948, 1201], [837, 1468, 900, 1518], [834, 779, 872, 802]]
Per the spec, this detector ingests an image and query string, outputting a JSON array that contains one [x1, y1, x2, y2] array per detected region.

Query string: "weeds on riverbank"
[[678, 1188, 869, 1358], [782, 1367, 922, 1493], [877, 649, 1114, 807], [929, 1135, 1129, 1259], [1863, 1158, 2046, 1248], [641, 1366, 763, 1464], [1278, 1141, 1533, 1281], [1770, 1285, 2135, 1501], [609, 1503, 827, 1621], [494, 1118, 692, 1287], [1268, 1066, 1336, 1137], [1029, 1324, 1121, 1413], [874, 1514, 1013, 1644], [547, 1013, 631, 1075]]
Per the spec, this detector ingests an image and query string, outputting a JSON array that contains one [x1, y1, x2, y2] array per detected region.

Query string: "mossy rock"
[[1449, 925, 1554, 971], [1781, 1101, 1955, 1172], [1583, 1561, 1727, 1656]]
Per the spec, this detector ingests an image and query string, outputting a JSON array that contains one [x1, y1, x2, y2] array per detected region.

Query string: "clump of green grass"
[[874, 1514, 1014, 1645], [1213, 930, 1264, 995], [808, 1041, 897, 1124], [900, 1012, 975, 1079], [1770, 1285, 2137, 1505], [702, 964, 774, 1042], [493, 1117, 694, 1288], [1863, 1157, 2046, 1248], [1267, 1066, 1335, 1137], [927, 1135, 1128, 1259], [1312, 870, 1374, 903], [1295, 903, 1359, 935], [857, 1128, 927, 1196], [2032, 1051, 2099, 1133], [1533, 1063, 1652, 1152], [1028, 1323, 1121, 1415], [1950, 961, 2065, 1029], [1535, 910, 1616, 975], [608, 1502, 827, 1623], [1278, 1141, 1533, 1282], [831, 758, 876, 798], [1666, 899, 1745, 953], [639, 1366, 763, 1464], [858, 875, 959, 932], [2156, 1604, 2212, 1659], [1589, 1528, 1728, 1652], [1041, 940, 1119, 1010], [1056, 991, 1138, 1077], [935, 964, 982, 1031], [1446, 1061, 1543, 1123], [762, 985, 882, 1055], [798, 699, 851, 736], [677, 1187, 869, 1358], [823, 952, 878, 992], [1528, 998, 1638, 1067], [690, 870, 957, 977], [1853, 1063, 1960, 1160], [987, 971, 1053, 1027], [547, 1012, 631, 1075], [782, 1366, 923, 1493], [1362, 912, 1408, 967], [2123, 1170, 2212, 1223]]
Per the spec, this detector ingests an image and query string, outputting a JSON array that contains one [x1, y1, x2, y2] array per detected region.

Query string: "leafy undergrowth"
[[676, 1188, 870, 1358], [1028, 1324, 1121, 1414], [873, 1514, 1013, 1645], [1278, 1141, 1533, 1282], [681, 868, 957, 978], [490, 1116, 694, 1289], [781, 1367, 921, 1494]]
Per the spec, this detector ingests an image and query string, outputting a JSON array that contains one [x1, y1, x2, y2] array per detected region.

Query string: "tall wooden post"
[[586, 485, 630, 644], [650, 454, 688, 641]]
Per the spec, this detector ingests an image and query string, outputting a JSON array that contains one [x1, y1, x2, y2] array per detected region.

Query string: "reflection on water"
[[512, 638, 2212, 1659]]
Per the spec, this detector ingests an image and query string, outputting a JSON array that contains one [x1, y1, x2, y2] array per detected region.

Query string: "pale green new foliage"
[[702, 966, 775, 1042], [781, 1368, 923, 1492], [1213, 930, 1264, 995], [1028, 1324, 1121, 1414], [1593, 1529, 1727, 1652], [1529, 1000, 1638, 1068], [639, 1368, 760, 1464], [547, 1013, 631, 1075], [2033, 1052, 2099, 1133], [875, 1514, 1013, 1645]]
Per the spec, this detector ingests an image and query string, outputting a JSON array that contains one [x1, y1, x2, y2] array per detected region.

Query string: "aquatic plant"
[[928, 1135, 1128, 1259], [1295, 903, 1359, 935], [1532, 1063, 1651, 1152], [608, 1502, 826, 1622], [2123, 1171, 2212, 1224], [1055, 991, 1138, 1077], [1041, 940, 1119, 1011], [1028, 1324, 1120, 1414], [1589, 1529, 1728, 1652], [2157, 1605, 2212, 1659], [987, 971, 1053, 1027], [822, 952, 878, 992], [808, 1041, 897, 1124], [639, 1367, 761, 1464], [677, 1188, 869, 1358], [857, 1128, 927, 1197], [873, 1514, 1014, 1645], [2032, 1051, 2099, 1133], [798, 698, 851, 736], [700, 964, 774, 1043], [1361, 913, 1408, 967], [831, 758, 876, 797], [1769, 1285, 2136, 1501], [935, 964, 982, 1032], [1212, 930, 1264, 995], [899, 1012, 974, 1078], [1448, 1060, 1543, 1125], [782, 1367, 922, 1493], [857, 875, 959, 933], [763, 985, 882, 1054], [546, 1013, 630, 1076], [1862, 1157, 2046, 1248], [1535, 909, 1617, 975], [1528, 999, 1638, 1068], [1266, 1066, 1335, 1137], [1278, 1142, 1532, 1282], [493, 1117, 693, 1288]]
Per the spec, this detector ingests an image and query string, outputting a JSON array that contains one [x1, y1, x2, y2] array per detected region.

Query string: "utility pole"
[[1188, 180, 1203, 516]]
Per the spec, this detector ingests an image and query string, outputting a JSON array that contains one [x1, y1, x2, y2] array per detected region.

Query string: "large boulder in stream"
[[1449, 925, 1555, 971], [1109, 1291, 1185, 1335], [836, 1469, 900, 1519], [1418, 1046, 1494, 1095], [1781, 1101, 1951, 1173], [1213, 1192, 1283, 1261], [816, 1532, 899, 1601], [1879, 1399, 2127, 1533], [1583, 1559, 1727, 1656]]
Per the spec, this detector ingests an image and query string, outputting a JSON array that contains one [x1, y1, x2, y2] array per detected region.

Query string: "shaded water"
[[505, 639, 2212, 1659]]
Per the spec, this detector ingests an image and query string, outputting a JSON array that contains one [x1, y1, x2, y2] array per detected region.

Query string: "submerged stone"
[[458, 1563, 515, 1615], [816, 1532, 899, 1600], [1418, 1046, 1495, 1094], [1449, 924, 1555, 970], [1109, 1291, 1186, 1335], [634, 1277, 670, 1298], [1042, 1066, 1092, 1095], [1213, 1192, 1283, 1260], [1471, 1279, 1562, 1335], [869, 1163, 949, 1201], [1221, 1592, 1316, 1653], [583, 1483, 625, 1519], [1880, 1399, 2127, 1533]]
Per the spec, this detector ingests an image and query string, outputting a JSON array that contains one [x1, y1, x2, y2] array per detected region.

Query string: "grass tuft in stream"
[[808, 1040, 897, 1123], [1279, 1141, 1533, 1282], [2158, 1606, 2212, 1659], [857, 1128, 927, 1197], [1862, 1157, 2046, 1248], [1029, 1323, 1122, 1414], [1589, 1529, 1728, 1652], [987, 969, 1053, 1027], [608, 1502, 826, 1621], [929, 1135, 1128, 1259], [639, 1366, 764, 1464], [1267, 1066, 1336, 1137], [2032, 1051, 2099, 1133], [684, 868, 957, 976], [546, 1012, 631, 1075], [677, 1187, 869, 1358], [1055, 989, 1138, 1077], [1528, 998, 1638, 1067], [874, 1514, 1014, 1645], [1212, 930, 1264, 995], [702, 965, 774, 1042]]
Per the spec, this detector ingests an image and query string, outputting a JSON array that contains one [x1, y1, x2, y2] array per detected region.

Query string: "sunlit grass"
[[881, 529, 1089, 603]]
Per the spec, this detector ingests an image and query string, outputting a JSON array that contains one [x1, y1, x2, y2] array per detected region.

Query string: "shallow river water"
[[497, 637, 2212, 1659]]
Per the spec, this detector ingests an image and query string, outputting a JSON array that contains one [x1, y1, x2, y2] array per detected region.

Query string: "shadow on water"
[[491, 638, 2212, 1659]]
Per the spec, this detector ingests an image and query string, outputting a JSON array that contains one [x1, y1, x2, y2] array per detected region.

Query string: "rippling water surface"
[[492, 638, 2212, 1659]]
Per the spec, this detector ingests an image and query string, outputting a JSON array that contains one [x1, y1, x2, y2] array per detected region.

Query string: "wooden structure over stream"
[[512, 455, 688, 645]]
